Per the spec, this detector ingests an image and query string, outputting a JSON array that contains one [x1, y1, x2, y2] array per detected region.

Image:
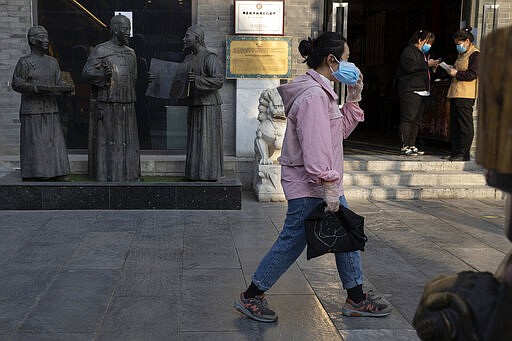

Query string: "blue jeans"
[[252, 196, 363, 291]]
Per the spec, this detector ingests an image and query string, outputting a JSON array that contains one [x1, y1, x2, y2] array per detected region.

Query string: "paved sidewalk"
[[0, 193, 509, 340]]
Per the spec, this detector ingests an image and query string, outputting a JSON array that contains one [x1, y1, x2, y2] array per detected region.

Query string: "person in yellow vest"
[[446, 27, 479, 161]]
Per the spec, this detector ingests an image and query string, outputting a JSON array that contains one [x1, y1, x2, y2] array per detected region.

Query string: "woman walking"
[[234, 32, 390, 322]]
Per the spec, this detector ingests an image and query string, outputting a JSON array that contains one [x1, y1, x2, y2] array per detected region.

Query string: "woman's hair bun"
[[298, 37, 314, 58], [464, 26, 473, 32]]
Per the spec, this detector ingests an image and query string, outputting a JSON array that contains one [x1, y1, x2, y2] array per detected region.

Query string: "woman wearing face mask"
[[446, 27, 479, 161], [234, 32, 391, 323], [396, 29, 439, 156]]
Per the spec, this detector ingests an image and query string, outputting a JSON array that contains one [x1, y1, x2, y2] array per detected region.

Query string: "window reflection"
[[38, 0, 191, 151]]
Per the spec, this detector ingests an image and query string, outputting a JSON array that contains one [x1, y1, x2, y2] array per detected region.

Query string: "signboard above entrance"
[[226, 35, 291, 79], [234, 1, 284, 35]]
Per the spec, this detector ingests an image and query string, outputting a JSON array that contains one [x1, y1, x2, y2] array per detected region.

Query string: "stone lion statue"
[[254, 88, 286, 165]]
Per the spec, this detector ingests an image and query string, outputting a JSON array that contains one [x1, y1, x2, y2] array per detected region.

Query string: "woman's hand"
[[323, 181, 340, 213], [447, 68, 458, 77], [428, 58, 440, 68]]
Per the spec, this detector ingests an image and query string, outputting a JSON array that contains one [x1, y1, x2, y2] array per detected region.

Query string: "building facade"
[[0, 0, 510, 185]]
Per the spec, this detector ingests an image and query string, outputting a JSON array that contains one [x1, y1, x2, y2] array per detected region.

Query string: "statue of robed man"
[[12, 25, 73, 181], [182, 25, 224, 181], [82, 14, 140, 181]]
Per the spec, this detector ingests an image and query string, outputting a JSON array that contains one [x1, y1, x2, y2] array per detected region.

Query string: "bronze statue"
[[11, 25, 73, 181], [182, 25, 224, 181], [82, 14, 140, 181]]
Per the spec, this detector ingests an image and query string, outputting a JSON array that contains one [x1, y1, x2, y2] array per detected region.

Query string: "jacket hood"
[[277, 70, 338, 115]]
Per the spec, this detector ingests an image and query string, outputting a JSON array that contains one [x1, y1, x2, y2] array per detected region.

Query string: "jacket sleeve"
[[342, 102, 365, 139], [399, 46, 428, 75], [295, 95, 340, 183], [456, 52, 479, 82]]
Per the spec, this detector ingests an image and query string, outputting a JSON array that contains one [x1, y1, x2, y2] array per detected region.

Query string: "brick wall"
[[497, 0, 512, 27], [0, 0, 31, 154], [196, 0, 321, 156]]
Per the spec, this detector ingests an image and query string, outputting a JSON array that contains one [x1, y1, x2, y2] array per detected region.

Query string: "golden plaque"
[[226, 36, 291, 78]]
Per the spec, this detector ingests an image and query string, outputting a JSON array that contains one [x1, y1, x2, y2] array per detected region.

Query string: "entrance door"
[[325, 2, 349, 106], [37, 0, 192, 151], [341, 0, 462, 153]]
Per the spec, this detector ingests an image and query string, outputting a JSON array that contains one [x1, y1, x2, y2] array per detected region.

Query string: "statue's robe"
[[82, 41, 140, 181], [12, 54, 70, 179], [184, 49, 224, 181]]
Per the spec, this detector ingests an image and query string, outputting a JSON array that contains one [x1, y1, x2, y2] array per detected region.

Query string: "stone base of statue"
[[0, 171, 241, 210], [253, 164, 285, 202]]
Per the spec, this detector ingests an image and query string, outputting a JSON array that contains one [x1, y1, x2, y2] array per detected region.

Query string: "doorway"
[[37, 0, 192, 151], [337, 0, 462, 154]]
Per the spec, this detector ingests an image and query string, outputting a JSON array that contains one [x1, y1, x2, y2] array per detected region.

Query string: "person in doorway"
[[182, 25, 224, 181], [445, 27, 479, 161], [11, 25, 73, 181], [234, 32, 391, 322], [396, 29, 440, 156]]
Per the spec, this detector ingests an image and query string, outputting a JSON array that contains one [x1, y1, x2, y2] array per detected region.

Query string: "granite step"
[[343, 170, 486, 186], [344, 185, 503, 200]]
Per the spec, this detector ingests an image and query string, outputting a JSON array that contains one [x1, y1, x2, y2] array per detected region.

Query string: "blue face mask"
[[329, 56, 359, 85], [421, 43, 431, 54], [456, 43, 467, 54]]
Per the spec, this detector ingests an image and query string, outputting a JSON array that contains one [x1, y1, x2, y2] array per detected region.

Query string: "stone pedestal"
[[253, 164, 285, 202]]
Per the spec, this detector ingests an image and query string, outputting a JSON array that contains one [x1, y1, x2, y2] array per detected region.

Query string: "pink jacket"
[[277, 69, 364, 200]]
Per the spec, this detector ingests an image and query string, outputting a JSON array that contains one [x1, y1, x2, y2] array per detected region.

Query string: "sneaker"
[[342, 291, 391, 317], [410, 146, 425, 155], [234, 293, 278, 322], [401, 146, 417, 156]]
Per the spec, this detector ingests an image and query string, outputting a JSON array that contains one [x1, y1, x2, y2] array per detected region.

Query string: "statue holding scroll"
[[182, 25, 224, 181]]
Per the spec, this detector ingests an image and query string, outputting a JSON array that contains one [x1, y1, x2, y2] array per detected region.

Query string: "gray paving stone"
[[0, 296, 37, 332], [66, 232, 134, 270], [96, 296, 179, 341], [0, 212, 13, 226], [339, 329, 420, 341], [87, 211, 141, 232], [183, 225, 240, 269], [449, 247, 506, 272], [19, 269, 120, 333], [257, 294, 341, 341], [8, 242, 75, 271], [122, 246, 183, 272], [0, 212, 53, 228], [11, 332, 95, 341], [129, 229, 184, 253], [0, 267, 58, 300], [181, 268, 247, 332], [180, 330, 260, 341], [0, 228, 32, 267], [366, 227, 474, 277], [114, 270, 180, 297], [29, 219, 90, 244], [231, 224, 278, 249]]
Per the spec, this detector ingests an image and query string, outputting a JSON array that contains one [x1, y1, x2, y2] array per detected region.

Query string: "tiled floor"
[[0, 193, 508, 340]]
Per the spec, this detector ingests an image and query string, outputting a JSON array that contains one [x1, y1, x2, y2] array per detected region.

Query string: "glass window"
[[37, 0, 192, 152]]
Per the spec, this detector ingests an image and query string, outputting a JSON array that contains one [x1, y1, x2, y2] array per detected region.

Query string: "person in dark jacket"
[[396, 30, 440, 156], [445, 27, 479, 161]]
